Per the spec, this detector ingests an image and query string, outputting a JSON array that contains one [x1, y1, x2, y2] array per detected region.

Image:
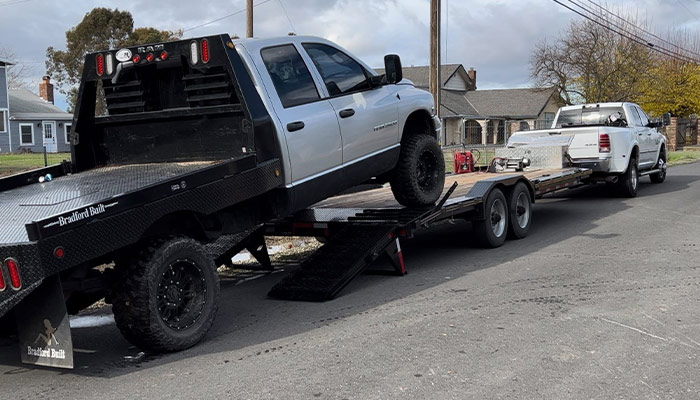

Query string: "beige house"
[[378, 64, 565, 146]]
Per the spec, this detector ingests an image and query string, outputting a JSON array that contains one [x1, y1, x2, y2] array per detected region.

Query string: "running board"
[[638, 168, 661, 177], [268, 224, 405, 301]]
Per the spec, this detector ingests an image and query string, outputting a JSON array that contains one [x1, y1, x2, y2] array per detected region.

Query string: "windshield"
[[555, 107, 626, 128]]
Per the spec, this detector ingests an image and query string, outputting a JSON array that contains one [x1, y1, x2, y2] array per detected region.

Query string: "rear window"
[[261, 45, 320, 108], [555, 107, 626, 128]]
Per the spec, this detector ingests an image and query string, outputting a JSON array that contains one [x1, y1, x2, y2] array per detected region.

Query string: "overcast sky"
[[1, 0, 698, 111]]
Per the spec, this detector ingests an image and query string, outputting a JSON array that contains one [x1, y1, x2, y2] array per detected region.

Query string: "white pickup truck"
[[507, 102, 669, 197]]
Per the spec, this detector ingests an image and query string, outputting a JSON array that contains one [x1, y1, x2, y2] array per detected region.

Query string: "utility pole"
[[247, 0, 254, 38], [429, 0, 441, 118]]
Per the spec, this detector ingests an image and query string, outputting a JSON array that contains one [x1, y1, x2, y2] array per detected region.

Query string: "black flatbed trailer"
[[266, 167, 592, 301]]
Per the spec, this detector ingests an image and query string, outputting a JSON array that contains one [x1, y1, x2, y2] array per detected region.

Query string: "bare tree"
[[0, 47, 32, 90]]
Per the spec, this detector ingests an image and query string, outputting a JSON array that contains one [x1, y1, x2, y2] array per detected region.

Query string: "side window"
[[636, 107, 649, 127], [302, 43, 370, 96], [627, 107, 642, 127], [260, 45, 320, 108]]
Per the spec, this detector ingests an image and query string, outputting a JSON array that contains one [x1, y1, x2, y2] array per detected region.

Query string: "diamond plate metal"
[[495, 145, 569, 169]]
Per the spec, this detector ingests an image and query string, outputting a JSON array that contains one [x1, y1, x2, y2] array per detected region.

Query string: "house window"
[[19, 123, 34, 145], [544, 112, 555, 127], [65, 123, 72, 144], [0, 110, 6, 133]]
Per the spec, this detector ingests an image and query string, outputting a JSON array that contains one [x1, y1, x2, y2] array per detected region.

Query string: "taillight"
[[201, 39, 210, 63], [96, 53, 104, 76], [599, 133, 611, 153], [190, 40, 199, 65], [160, 50, 168, 60], [0, 264, 5, 291], [5, 258, 21, 290], [105, 52, 114, 75]]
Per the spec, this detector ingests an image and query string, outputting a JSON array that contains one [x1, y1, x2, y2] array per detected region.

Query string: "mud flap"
[[15, 275, 74, 369]]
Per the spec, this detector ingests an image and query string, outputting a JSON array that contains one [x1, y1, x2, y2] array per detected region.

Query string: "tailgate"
[[508, 127, 601, 159]]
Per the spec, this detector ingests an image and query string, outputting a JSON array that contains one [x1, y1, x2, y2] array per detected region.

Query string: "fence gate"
[[677, 118, 698, 146]]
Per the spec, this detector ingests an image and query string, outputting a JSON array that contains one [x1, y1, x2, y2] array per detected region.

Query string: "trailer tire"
[[507, 182, 532, 239], [618, 157, 639, 197], [112, 237, 219, 353], [474, 188, 509, 248], [391, 134, 445, 207]]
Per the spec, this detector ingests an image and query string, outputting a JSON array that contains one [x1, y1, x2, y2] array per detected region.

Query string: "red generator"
[[453, 150, 475, 174]]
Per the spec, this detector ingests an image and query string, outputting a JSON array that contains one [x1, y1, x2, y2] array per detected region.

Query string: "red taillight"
[[201, 39, 210, 63], [5, 258, 21, 290], [132, 54, 141, 63], [96, 53, 104, 76], [160, 50, 168, 60], [0, 265, 5, 291], [146, 52, 155, 62], [599, 133, 611, 153]]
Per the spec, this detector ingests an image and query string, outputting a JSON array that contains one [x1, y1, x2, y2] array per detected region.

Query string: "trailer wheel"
[[474, 188, 509, 248], [112, 237, 219, 353], [507, 182, 532, 239], [618, 157, 639, 197], [391, 134, 446, 207], [649, 151, 666, 183]]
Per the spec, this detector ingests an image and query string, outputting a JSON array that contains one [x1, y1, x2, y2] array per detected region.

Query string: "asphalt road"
[[2, 163, 700, 400]]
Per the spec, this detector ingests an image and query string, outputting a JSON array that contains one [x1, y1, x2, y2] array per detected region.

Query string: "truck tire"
[[507, 182, 532, 239], [649, 151, 667, 183], [112, 237, 220, 353], [390, 134, 446, 207], [474, 188, 509, 248], [618, 157, 639, 197]]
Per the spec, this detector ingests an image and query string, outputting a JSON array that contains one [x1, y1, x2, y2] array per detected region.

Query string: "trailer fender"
[[466, 175, 534, 221]]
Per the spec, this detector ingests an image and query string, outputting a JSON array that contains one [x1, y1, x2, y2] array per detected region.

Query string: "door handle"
[[339, 109, 355, 118], [287, 121, 305, 132]]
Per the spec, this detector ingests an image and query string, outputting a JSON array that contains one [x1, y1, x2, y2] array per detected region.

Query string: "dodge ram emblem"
[[115, 48, 132, 62]]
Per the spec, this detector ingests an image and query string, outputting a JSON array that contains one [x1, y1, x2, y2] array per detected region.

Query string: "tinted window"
[[302, 43, 370, 96], [555, 107, 627, 128], [636, 107, 649, 127], [261, 45, 320, 108]]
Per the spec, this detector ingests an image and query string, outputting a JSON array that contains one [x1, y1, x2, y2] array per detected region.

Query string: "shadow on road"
[[1, 170, 698, 377]]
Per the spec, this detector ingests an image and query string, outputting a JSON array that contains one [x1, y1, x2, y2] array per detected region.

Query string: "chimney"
[[467, 67, 477, 91], [39, 76, 54, 104]]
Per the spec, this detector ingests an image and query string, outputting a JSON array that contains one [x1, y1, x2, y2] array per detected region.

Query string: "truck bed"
[[0, 161, 219, 245]]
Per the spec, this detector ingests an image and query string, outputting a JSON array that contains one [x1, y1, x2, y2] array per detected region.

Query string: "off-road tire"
[[390, 134, 445, 207], [650, 151, 667, 183], [618, 157, 639, 197], [474, 188, 509, 248], [112, 237, 219, 353], [507, 182, 532, 240]]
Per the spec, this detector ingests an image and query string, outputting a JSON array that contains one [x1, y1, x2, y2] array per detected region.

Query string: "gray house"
[[0, 60, 72, 154]]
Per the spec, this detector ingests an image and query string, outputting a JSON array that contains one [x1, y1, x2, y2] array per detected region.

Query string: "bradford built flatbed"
[[266, 167, 591, 301]]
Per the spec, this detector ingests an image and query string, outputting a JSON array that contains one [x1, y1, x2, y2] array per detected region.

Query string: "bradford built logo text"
[[27, 346, 66, 360], [58, 204, 106, 227]]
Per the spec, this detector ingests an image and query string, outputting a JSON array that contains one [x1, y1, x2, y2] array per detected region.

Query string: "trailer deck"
[[266, 167, 591, 301]]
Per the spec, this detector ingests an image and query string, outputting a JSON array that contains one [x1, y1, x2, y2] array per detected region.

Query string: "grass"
[[667, 151, 700, 166], [0, 153, 71, 176]]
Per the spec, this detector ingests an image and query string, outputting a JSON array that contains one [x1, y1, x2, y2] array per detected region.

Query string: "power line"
[[0, 0, 32, 7], [277, 0, 296, 34], [183, 0, 273, 33], [552, 0, 700, 64], [676, 0, 700, 24]]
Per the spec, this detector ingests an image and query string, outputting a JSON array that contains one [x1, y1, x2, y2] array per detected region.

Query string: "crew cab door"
[[633, 105, 659, 168], [258, 44, 342, 184], [301, 43, 399, 164], [627, 105, 655, 167]]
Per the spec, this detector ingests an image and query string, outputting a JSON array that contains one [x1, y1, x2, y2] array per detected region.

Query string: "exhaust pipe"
[[605, 176, 619, 184]]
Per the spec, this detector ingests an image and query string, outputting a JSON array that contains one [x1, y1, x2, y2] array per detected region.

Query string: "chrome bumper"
[[571, 157, 611, 173]]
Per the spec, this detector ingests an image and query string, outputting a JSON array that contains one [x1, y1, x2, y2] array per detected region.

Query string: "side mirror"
[[662, 113, 671, 126], [384, 54, 402, 84]]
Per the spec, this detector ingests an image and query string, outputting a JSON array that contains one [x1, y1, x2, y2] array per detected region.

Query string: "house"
[[377, 64, 564, 146], [0, 60, 72, 154]]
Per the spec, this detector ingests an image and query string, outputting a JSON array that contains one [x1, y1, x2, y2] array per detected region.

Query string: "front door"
[[42, 121, 57, 153]]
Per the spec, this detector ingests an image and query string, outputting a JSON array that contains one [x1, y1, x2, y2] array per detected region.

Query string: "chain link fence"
[[0, 148, 71, 177]]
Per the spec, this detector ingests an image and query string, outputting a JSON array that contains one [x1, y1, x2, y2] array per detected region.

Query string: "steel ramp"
[[268, 224, 404, 301]]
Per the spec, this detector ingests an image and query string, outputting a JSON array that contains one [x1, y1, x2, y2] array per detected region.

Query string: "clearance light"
[[146, 52, 155, 62], [132, 54, 141, 63], [160, 51, 168, 60]]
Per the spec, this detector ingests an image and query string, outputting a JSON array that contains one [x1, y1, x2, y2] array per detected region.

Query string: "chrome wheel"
[[490, 198, 507, 238], [515, 191, 530, 229], [631, 163, 638, 190]]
